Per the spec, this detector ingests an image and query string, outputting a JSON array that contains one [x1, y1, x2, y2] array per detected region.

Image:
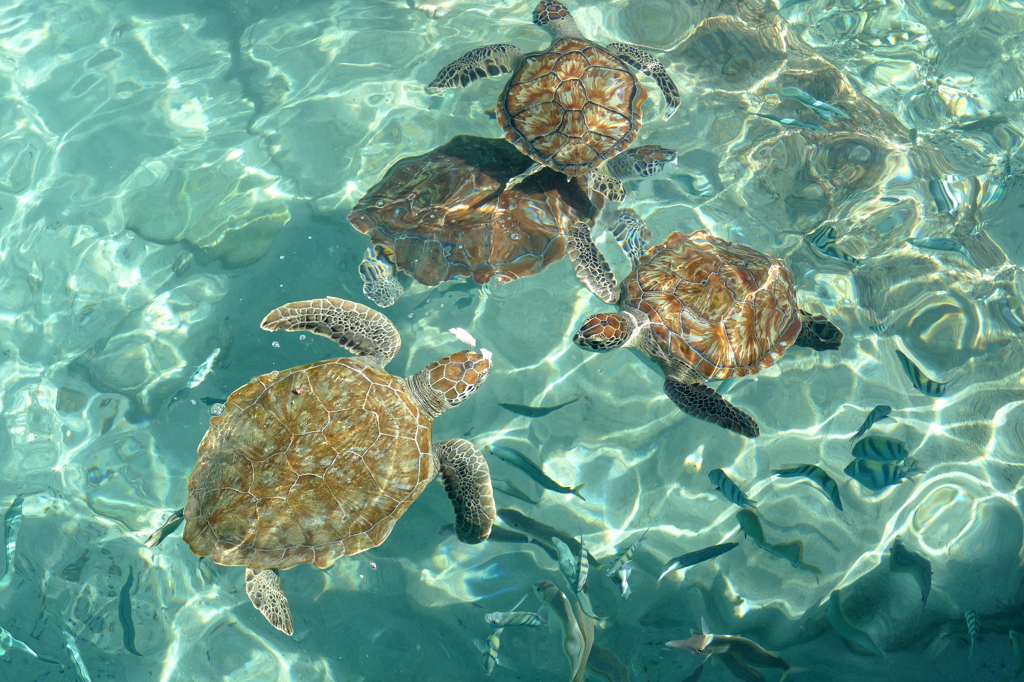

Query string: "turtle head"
[[533, 1, 583, 39], [573, 312, 632, 352], [408, 349, 493, 418]]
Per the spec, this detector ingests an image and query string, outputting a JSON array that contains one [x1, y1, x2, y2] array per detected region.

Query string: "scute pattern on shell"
[[348, 136, 601, 287], [497, 38, 647, 177], [182, 357, 432, 571], [625, 230, 801, 380]]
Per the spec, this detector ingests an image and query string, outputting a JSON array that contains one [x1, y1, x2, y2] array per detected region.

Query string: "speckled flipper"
[[144, 508, 184, 548], [434, 439, 496, 544], [567, 221, 619, 304], [428, 44, 523, 90], [607, 145, 677, 180], [795, 309, 844, 350], [609, 209, 652, 269], [260, 297, 401, 368], [359, 247, 404, 308], [587, 163, 626, 202], [245, 568, 293, 636], [664, 378, 759, 438], [605, 43, 680, 120]]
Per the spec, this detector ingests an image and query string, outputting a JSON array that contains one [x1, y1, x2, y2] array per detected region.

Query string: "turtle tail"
[[795, 309, 843, 351]]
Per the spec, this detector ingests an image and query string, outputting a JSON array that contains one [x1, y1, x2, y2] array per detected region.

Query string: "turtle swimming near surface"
[[427, 0, 680, 202], [566, 209, 843, 437], [147, 297, 496, 635], [349, 135, 675, 307]]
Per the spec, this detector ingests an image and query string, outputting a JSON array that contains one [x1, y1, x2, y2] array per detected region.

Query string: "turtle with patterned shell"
[[428, 0, 680, 202], [350, 135, 676, 307], [147, 297, 496, 635], [567, 210, 843, 437]]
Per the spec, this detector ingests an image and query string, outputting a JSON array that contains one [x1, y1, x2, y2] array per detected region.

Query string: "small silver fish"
[[907, 237, 976, 267], [849, 406, 893, 442], [499, 398, 579, 418], [781, 86, 848, 119], [844, 458, 918, 491], [489, 445, 586, 499], [1008, 87, 1024, 103], [851, 435, 909, 463], [65, 629, 94, 682], [0, 494, 25, 590], [894, 349, 947, 397], [658, 542, 740, 584], [965, 609, 980, 659], [119, 566, 143, 656], [753, 112, 827, 132], [888, 537, 931, 607], [1007, 630, 1022, 681], [553, 537, 578, 588], [708, 469, 756, 508], [771, 465, 843, 511], [806, 223, 860, 264], [611, 567, 632, 599], [491, 478, 541, 505], [168, 347, 222, 408], [0, 624, 40, 659], [144, 508, 184, 548], [483, 627, 503, 674], [604, 529, 649, 576]]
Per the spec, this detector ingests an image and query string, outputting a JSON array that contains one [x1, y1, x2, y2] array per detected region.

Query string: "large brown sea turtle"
[[427, 0, 680, 202], [567, 210, 843, 437], [147, 297, 496, 635], [350, 135, 676, 307]]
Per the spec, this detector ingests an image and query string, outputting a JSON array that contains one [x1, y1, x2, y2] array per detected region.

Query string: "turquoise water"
[[2, 0, 1024, 679]]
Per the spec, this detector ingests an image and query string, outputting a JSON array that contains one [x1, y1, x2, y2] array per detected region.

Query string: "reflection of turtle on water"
[[349, 135, 676, 307], [567, 210, 843, 438], [148, 297, 496, 635], [428, 0, 680, 201]]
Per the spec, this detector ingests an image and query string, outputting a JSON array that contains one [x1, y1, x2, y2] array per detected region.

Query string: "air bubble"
[[408, 313, 414, 318], [598, 369, 604, 374], [272, 341, 280, 348], [300, 334, 306, 340], [376, 200, 386, 207], [493, 281, 502, 289], [510, 233, 520, 240], [271, 371, 279, 377], [211, 404, 225, 415]]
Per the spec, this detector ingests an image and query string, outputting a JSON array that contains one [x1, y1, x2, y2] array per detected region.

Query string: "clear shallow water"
[[1, 0, 1024, 680]]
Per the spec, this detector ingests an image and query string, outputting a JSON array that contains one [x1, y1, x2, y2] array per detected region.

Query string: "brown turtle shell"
[[348, 135, 602, 286], [496, 37, 647, 177], [182, 357, 432, 571], [624, 230, 801, 381]]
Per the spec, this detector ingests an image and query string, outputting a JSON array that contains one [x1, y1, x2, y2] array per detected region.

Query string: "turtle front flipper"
[[260, 296, 401, 368], [795, 309, 844, 351], [607, 145, 677, 180], [587, 163, 626, 202], [664, 378, 760, 438], [609, 209, 651, 269], [505, 162, 543, 192], [245, 568, 294, 636], [359, 246, 404, 308], [605, 44, 681, 120], [567, 221, 619, 304], [433, 439, 496, 544], [428, 44, 523, 90]]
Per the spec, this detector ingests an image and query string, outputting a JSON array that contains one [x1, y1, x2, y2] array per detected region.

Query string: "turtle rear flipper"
[[359, 247, 404, 308], [245, 568, 293, 636], [587, 163, 626, 202], [607, 145, 677, 180], [605, 44, 681, 120], [260, 296, 401, 368], [795, 309, 843, 351], [428, 44, 523, 90], [434, 439, 495, 544], [567, 221, 619, 304], [664, 378, 760, 438], [609, 209, 652, 269]]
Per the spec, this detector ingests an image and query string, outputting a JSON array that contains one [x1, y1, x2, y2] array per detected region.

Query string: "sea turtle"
[[427, 0, 680, 202], [567, 210, 843, 437], [147, 297, 496, 635], [350, 135, 676, 307]]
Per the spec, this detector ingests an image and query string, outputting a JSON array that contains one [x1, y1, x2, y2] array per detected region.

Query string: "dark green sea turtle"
[[350, 135, 676, 307], [567, 211, 843, 437], [428, 0, 680, 202], [148, 297, 496, 634]]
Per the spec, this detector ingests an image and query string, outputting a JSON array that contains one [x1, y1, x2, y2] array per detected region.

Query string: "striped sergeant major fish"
[[483, 627, 503, 674], [851, 435, 909, 463], [894, 349, 948, 397], [849, 405, 893, 442], [888, 537, 931, 607], [489, 446, 586, 500], [0, 494, 24, 590], [844, 458, 919, 491], [553, 537, 578, 588], [552, 537, 601, 621], [907, 237, 976, 267], [708, 469, 756, 508], [735, 511, 819, 579], [485, 594, 546, 628], [771, 465, 843, 511], [497, 509, 600, 566], [534, 580, 590, 682], [806, 223, 860, 264], [611, 567, 631, 599], [752, 112, 827, 132], [1008, 87, 1024, 102], [604, 529, 649, 575], [965, 609, 980, 659], [826, 590, 891, 663]]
